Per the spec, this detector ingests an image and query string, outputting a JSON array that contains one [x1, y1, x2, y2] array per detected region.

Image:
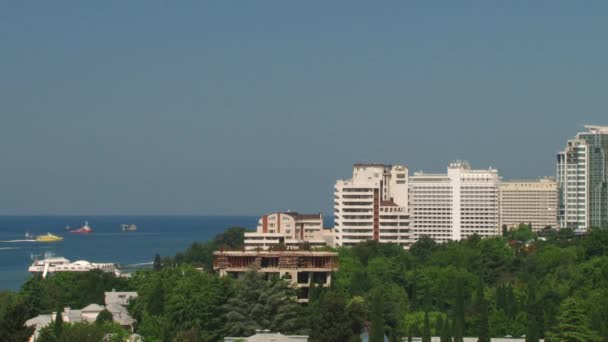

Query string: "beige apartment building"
[[499, 178, 558, 231], [244, 212, 333, 250]]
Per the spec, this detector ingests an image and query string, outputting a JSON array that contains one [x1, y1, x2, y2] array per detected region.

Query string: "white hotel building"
[[499, 178, 558, 231], [409, 161, 501, 242], [333, 164, 411, 248]]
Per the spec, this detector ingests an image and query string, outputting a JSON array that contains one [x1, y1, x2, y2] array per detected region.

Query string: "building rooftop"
[[225, 331, 309, 342], [81, 303, 105, 312], [353, 163, 391, 168], [213, 250, 337, 257], [584, 124, 608, 134], [105, 290, 138, 306]]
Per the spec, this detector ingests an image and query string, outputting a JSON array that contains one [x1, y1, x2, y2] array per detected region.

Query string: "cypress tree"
[[153, 253, 162, 270], [435, 313, 444, 337], [452, 279, 465, 342], [526, 283, 540, 342], [476, 281, 490, 342], [505, 283, 516, 319], [53, 308, 63, 338], [369, 293, 385, 342], [440, 316, 452, 342], [496, 284, 505, 311], [422, 311, 431, 342]]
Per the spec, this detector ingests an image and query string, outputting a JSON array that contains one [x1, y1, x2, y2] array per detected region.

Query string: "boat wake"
[[129, 262, 153, 266], [0, 239, 36, 243], [0, 247, 20, 250]]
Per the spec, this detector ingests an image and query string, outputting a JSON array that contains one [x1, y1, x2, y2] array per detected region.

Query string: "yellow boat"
[[36, 233, 64, 242]]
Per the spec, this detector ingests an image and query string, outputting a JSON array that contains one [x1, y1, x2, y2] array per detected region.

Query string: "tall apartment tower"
[[557, 125, 608, 230], [409, 161, 501, 242], [499, 178, 558, 231], [333, 164, 410, 248]]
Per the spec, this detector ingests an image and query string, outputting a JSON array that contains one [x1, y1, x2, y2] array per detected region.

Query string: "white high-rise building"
[[333, 164, 411, 248], [409, 161, 501, 242], [557, 125, 608, 231], [499, 178, 558, 231]]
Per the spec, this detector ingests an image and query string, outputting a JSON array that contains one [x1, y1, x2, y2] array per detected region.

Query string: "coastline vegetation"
[[1, 225, 607, 341]]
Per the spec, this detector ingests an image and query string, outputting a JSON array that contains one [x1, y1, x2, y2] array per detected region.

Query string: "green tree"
[[137, 313, 172, 342], [435, 313, 444, 337], [475, 281, 490, 342], [224, 270, 306, 337], [310, 291, 356, 342], [525, 282, 540, 342], [546, 297, 600, 342], [153, 253, 162, 271], [369, 289, 386, 342], [422, 311, 431, 342], [410, 236, 438, 262], [0, 299, 35, 342], [452, 279, 465, 342], [440, 316, 452, 342], [95, 309, 113, 324], [54, 309, 63, 337], [148, 280, 165, 316], [56, 321, 129, 342], [346, 296, 367, 337]]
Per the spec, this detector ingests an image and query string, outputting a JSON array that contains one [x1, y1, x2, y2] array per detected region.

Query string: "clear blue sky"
[[1, 1, 607, 215]]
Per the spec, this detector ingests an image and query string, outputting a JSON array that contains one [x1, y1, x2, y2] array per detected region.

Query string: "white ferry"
[[28, 257, 116, 278]]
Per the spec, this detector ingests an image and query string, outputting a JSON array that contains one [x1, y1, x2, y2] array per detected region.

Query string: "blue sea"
[[0, 216, 259, 291]]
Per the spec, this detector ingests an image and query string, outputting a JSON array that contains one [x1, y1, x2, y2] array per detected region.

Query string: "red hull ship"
[[71, 221, 93, 234]]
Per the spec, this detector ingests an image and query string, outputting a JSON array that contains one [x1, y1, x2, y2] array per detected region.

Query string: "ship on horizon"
[[121, 224, 137, 232], [70, 221, 93, 234]]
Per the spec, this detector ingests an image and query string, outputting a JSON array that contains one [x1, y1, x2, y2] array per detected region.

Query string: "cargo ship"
[[70, 221, 93, 234], [35, 233, 64, 242], [121, 224, 137, 232]]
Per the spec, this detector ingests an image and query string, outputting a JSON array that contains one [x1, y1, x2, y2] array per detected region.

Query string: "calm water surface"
[[0, 216, 258, 291]]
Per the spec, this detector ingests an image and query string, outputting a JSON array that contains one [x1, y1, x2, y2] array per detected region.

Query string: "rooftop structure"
[[213, 251, 338, 303], [334, 164, 411, 248]]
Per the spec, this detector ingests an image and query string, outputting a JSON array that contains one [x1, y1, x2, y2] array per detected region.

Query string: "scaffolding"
[[213, 251, 338, 271]]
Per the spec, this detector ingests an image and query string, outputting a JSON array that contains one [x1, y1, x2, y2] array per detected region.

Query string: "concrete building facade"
[[499, 178, 558, 231], [333, 164, 411, 248], [244, 212, 333, 250], [557, 125, 608, 230], [409, 161, 501, 242]]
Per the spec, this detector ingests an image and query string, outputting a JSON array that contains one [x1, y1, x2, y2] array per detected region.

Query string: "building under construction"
[[213, 250, 339, 302]]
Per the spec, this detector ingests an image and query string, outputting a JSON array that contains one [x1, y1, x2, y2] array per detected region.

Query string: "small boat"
[[70, 221, 93, 234], [25, 231, 34, 239], [36, 233, 64, 242], [121, 224, 137, 232]]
